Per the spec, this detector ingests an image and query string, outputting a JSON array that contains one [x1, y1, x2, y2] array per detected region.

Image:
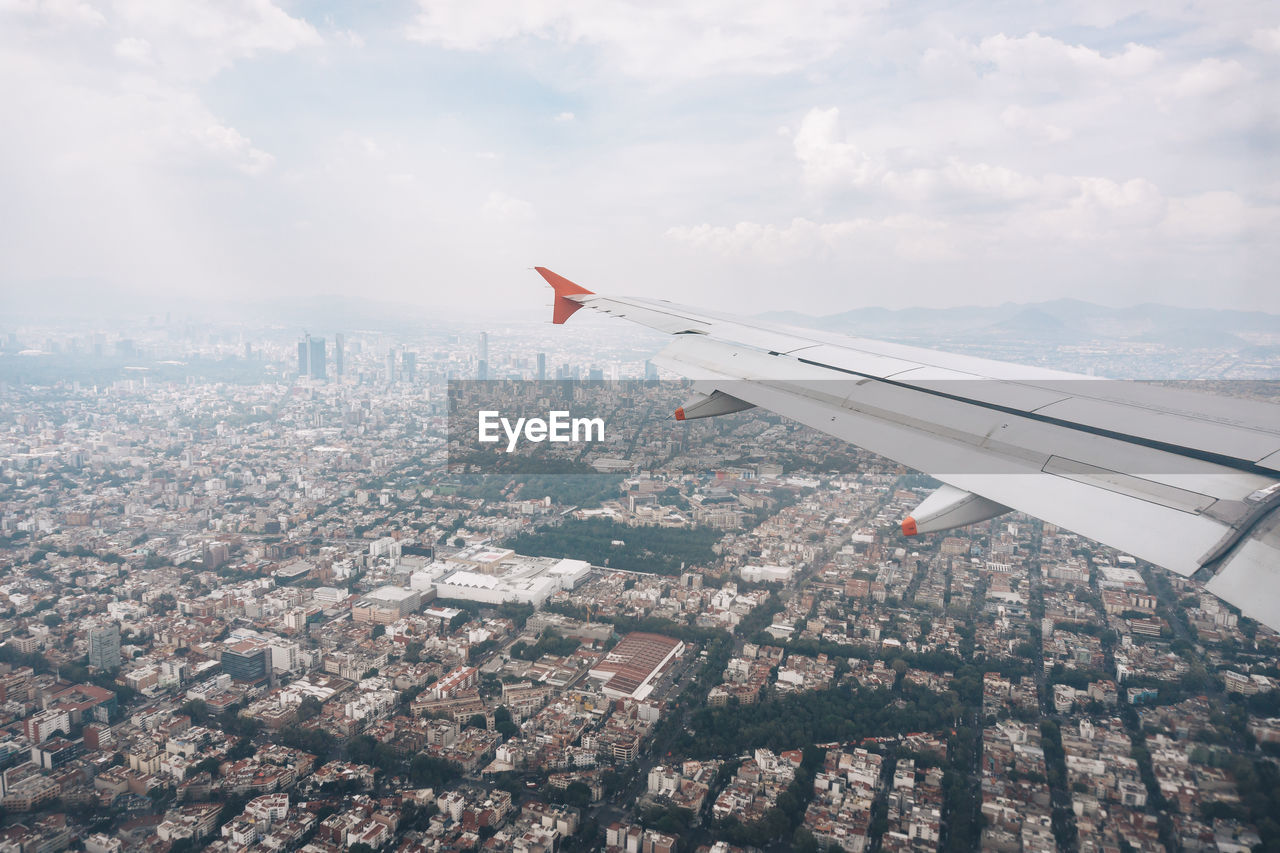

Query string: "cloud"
[[2, 2, 1277, 314], [403, 0, 882, 79], [197, 119, 274, 174], [324, 15, 365, 49], [109, 0, 323, 78], [0, 0, 105, 26], [666, 215, 955, 262], [112, 35, 150, 62], [669, 94, 1279, 270], [482, 190, 534, 221], [0, 0, 323, 179], [669, 182, 1273, 266], [793, 107, 1159, 211], [1000, 105, 1069, 143], [973, 32, 1161, 82], [1162, 191, 1279, 243], [1172, 57, 1254, 97], [1249, 26, 1280, 54], [792, 107, 882, 189]]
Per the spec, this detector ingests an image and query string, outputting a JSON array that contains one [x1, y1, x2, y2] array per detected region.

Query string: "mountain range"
[[760, 299, 1280, 351]]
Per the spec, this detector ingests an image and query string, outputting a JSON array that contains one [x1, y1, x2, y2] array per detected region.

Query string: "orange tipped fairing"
[[535, 267, 593, 324], [902, 517, 918, 537]]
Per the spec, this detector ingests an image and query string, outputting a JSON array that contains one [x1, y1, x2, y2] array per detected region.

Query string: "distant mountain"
[[760, 299, 1280, 348]]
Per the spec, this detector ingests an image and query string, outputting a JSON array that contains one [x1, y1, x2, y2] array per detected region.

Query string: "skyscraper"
[[334, 332, 344, 376], [403, 351, 417, 383], [87, 623, 121, 671], [308, 337, 326, 380], [537, 352, 546, 381], [221, 640, 269, 684], [297, 335, 310, 377]]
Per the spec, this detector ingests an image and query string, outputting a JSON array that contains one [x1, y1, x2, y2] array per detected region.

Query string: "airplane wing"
[[535, 267, 1280, 631]]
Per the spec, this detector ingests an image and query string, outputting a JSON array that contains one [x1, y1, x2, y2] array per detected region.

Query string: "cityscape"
[[0, 317, 1278, 853], [3, 1, 1278, 851]]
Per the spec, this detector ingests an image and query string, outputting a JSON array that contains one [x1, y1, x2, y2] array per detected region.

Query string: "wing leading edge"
[[534, 268, 1280, 631]]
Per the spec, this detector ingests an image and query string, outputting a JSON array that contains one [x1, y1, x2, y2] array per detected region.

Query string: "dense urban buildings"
[[0, 316, 1278, 852]]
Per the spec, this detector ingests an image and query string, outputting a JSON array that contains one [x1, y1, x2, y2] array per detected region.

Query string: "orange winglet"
[[674, 407, 686, 421], [901, 517, 918, 537], [535, 267, 593, 325]]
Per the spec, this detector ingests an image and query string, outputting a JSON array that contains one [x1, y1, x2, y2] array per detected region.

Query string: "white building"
[[268, 641, 301, 672], [433, 556, 590, 607], [312, 587, 348, 605], [739, 564, 794, 584]]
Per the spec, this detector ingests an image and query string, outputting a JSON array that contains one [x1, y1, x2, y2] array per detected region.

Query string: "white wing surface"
[[536, 268, 1280, 631]]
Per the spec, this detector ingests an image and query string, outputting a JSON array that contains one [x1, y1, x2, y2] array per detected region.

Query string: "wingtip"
[[534, 267, 593, 297], [901, 517, 918, 537]]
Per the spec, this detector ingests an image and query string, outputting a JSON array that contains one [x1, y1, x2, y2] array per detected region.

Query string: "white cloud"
[[2, 1, 1277, 313], [324, 15, 364, 49], [1250, 26, 1280, 53], [669, 181, 1273, 266], [112, 35, 150, 62], [197, 120, 274, 174], [1172, 57, 1254, 97], [666, 215, 955, 262], [482, 190, 534, 221], [1000, 105, 1069, 143], [404, 0, 882, 79], [0, 0, 105, 26], [792, 107, 1161, 212], [1162, 191, 1278, 243], [109, 0, 322, 78], [973, 33, 1161, 82], [793, 107, 881, 189]]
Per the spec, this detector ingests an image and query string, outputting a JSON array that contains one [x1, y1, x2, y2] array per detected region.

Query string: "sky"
[[0, 0, 1277, 319]]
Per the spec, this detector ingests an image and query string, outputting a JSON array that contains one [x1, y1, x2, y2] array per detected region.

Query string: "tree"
[[297, 695, 323, 722], [227, 737, 256, 761], [194, 756, 221, 778], [346, 735, 378, 766], [562, 781, 592, 807], [409, 753, 462, 788], [792, 827, 820, 853], [466, 714, 487, 730], [280, 726, 332, 760], [179, 699, 208, 722], [494, 706, 518, 738]]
